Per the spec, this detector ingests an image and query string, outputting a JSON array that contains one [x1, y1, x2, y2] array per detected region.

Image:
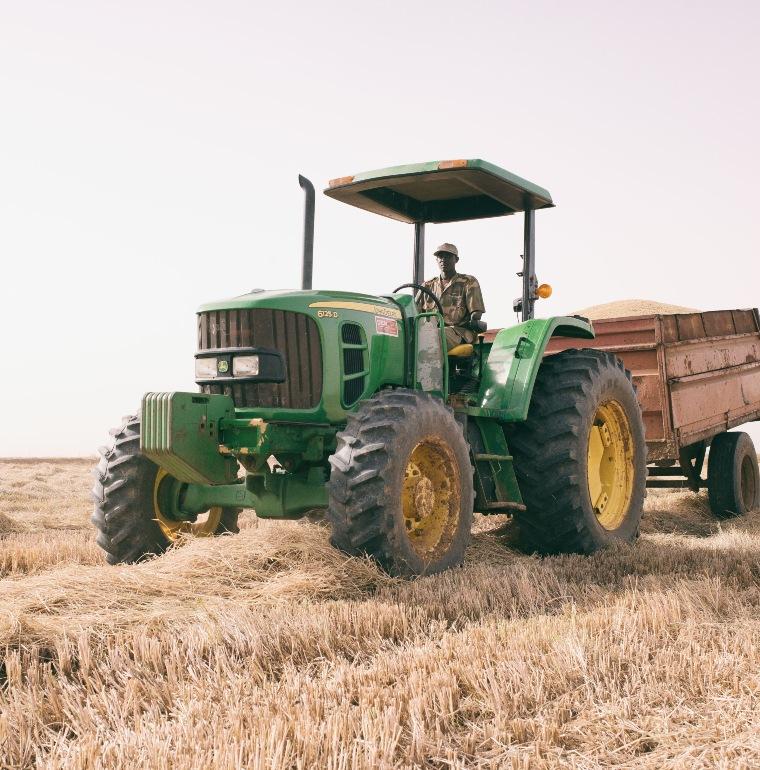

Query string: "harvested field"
[[1, 459, 759, 769]]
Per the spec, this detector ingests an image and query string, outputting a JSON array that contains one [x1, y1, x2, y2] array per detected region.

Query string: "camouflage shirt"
[[417, 272, 486, 344]]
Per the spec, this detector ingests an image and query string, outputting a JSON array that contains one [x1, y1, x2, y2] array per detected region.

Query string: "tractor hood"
[[195, 288, 410, 425], [198, 288, 409, 318]]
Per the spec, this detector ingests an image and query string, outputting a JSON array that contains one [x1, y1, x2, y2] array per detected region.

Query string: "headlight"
[[233, 355, 260, 376], [195, 357, 217, 379]]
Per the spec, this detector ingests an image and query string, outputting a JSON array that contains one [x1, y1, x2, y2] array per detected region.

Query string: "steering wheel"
[[393, 283, 444, 317]]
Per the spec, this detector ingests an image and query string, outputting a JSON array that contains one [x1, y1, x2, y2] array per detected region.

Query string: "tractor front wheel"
[[91, 415, 239, 564], [508, 349, 646, 555], [327, 389, 474, 577]]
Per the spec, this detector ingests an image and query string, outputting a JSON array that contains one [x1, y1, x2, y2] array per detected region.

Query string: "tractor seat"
[[448, 343, 474, 358]]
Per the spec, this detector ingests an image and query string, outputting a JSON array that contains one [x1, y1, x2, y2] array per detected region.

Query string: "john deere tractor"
[[92, 159, 646, 576]]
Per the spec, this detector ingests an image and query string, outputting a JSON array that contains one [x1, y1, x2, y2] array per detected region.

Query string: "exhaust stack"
[[299, 175, 315, 290]]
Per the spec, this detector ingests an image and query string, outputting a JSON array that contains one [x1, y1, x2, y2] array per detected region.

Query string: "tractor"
[[92, 159, 646, 576]]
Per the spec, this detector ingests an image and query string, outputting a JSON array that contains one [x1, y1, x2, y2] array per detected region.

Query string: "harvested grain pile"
[[1, 460, 759, 769], [574, 298, 699, 320]]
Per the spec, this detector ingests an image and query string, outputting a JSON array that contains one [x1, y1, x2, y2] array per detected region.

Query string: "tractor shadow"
[[639, 489, 720, 538], [472, 490, 724, 551]]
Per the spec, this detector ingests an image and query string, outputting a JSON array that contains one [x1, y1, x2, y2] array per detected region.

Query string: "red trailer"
[[545, 308, 760, 517]]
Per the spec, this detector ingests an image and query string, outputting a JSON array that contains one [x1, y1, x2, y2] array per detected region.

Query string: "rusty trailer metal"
[[544, 308, 760, 464]]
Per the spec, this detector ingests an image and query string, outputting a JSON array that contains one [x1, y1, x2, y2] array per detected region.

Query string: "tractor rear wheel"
[[707, 431, 760, 518], [91, 415, 239, 564], [508, 349, 646, 555], [327, 389, 474, 577]]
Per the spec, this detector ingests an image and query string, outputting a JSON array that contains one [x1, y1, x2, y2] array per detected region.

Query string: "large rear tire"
[[707, 431, 760, 518], [508, 349, 646, 555], [327, 389, 474, 577], [91, 415, 239, 565]]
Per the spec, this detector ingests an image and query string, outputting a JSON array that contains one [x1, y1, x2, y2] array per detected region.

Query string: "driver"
[[416, 243, 486, 350]]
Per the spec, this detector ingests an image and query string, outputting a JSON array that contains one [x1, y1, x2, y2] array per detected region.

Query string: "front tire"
[[327, 389, 474, 577], [508, 349, 647, 555], [707, 431, 760, 518], [91, 415, 239, 565]]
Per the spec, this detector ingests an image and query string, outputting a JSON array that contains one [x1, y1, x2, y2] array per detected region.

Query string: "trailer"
[[543, 308, 760, 517]]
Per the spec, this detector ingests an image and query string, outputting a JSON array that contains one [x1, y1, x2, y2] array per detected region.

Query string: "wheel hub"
[[413, 476, 435, 519], [587, 400, 635, 531], [401, 438, 461, 557], [153, 468, 222, 541]]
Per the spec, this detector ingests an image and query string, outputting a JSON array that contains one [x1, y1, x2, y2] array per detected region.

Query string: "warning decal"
[[375, 316, 399, 337]]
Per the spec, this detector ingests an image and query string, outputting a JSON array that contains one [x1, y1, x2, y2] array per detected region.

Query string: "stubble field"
[[0, 458, 759, 769]]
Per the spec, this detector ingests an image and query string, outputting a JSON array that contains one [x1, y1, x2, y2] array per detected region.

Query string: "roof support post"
[[522, 208, 536, 322], [413, 222, 425, 286]]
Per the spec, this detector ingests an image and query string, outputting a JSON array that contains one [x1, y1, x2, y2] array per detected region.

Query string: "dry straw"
[[1, 460, 759, 769]]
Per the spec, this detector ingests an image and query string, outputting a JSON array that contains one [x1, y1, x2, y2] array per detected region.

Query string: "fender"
[[478, 316, 595, 421]]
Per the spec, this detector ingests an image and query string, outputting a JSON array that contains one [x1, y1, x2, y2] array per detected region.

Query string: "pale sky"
[[1, 0, 759, 456]]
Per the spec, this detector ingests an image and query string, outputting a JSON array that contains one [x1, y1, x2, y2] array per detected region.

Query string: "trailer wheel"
[[707, 431, 760, 518], [508, 349, 647, 555], [91, 415, 240, 565], [327, 389, 474, 577]]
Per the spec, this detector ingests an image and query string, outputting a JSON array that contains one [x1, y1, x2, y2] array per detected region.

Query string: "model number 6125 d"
[[317, 310, 339, 318]]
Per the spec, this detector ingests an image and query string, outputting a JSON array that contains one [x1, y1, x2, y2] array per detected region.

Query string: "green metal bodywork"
[[181, 469, 328, 520], [324, 159, 553, 223], [477, 316, 595, 421], [141, 291, 594, 520], [470, 417, 523, 511], [138, 159, 598, 524], [140, 392, 238, 484], [199, 289, 409, 424]]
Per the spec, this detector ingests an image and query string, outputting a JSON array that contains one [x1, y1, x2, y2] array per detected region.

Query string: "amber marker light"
[[437, 159, 468, 169], [536, 283, 553, 299], [328, 175, 355, 188]]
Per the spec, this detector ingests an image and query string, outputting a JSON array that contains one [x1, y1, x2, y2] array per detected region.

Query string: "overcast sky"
[[1, 0, 759, 455]]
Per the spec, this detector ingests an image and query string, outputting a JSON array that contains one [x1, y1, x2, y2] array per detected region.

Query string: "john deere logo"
[[217, 360, 229, 374]]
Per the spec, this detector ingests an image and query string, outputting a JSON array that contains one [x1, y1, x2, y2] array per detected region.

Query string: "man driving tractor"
[[416, 242, 486, 350]]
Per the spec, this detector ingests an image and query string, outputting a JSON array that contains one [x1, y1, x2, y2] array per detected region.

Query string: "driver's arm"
[[415, 281, 436, 313], [465, 278, 486, 323]]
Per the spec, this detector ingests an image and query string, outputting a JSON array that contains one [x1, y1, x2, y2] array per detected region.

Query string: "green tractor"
[[92, 159, 646, 576]]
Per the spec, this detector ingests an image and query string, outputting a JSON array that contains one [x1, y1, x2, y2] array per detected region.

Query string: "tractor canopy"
[[324, 159, 553, 224]]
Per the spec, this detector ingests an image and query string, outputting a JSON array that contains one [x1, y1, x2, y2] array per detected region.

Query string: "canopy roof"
[[323, 159, 553, 224]]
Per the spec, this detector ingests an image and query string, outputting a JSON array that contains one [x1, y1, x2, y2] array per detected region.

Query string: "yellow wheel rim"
[[152, 468, 223, 541], [586, 400, 635, 530], [401, 437, 461, 559]]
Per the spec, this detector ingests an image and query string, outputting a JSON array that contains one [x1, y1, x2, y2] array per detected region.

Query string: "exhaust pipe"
[[299, 175, 315, 290]]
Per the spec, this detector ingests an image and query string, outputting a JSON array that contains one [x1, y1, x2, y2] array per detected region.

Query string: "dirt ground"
[[1, 459, 759, 769]]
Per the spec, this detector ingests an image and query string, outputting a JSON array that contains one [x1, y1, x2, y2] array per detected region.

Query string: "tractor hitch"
[[177, 467, 328, 520]]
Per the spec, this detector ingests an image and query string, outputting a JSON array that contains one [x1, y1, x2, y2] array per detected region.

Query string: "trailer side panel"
[[542, 308, 760, 461]]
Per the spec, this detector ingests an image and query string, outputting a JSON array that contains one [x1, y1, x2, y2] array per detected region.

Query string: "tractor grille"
[[340, 322, 367, 406], [341, 323, 363, 345], [343, 375, 365, 405], [343, 348, 365, 375], [197, 309, 322, 409]]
